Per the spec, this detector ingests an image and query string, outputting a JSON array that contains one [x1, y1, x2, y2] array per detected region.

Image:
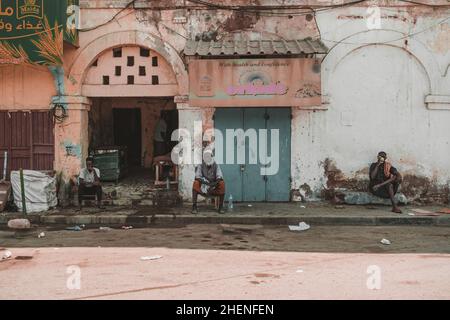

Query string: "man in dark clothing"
[[369, 151, 403, 213]]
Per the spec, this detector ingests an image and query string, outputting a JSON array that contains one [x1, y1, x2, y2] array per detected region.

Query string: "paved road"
[[1, 225, 449, 253], [0, 247, 449, 300]]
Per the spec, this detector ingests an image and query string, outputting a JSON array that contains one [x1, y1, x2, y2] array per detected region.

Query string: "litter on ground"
[[1, 250, 12, 261], [66, 225, 84, 231], [380, 239, 391, 245], [289, 222, 311, 232], [140, 255, 163, 261]]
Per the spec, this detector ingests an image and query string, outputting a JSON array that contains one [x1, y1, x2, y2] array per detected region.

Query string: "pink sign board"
[[189, 58, 322, 108]]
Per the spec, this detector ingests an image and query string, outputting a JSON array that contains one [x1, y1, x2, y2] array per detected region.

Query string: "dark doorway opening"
[[113, 108, 142, 166]]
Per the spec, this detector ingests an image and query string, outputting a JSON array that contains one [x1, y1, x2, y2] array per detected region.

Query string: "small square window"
[[152, 56, 158, 67], [152, 75, 159, 85], [115, 66, 121, 76], [139, 66, 146, 76], [140, 48, 150, 57], [113, 48, 122, 58], [127, 75, 135, 85], [103, 76, 110, 85], [127, 56, 135, 67]]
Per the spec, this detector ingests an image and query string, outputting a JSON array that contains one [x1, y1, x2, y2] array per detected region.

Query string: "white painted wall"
[[292, 7, 450, 199]]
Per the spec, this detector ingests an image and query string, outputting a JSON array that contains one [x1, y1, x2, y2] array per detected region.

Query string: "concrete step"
[[1, 213, 449, 227]]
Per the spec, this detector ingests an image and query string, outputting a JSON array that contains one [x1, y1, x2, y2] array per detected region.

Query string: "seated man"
[[78, 157, 105, 210], [369, 151, 403, 213], [192, 150, 226, 214]]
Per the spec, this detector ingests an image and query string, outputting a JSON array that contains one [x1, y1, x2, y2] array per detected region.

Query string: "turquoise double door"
[[214, 108, 291, 202]]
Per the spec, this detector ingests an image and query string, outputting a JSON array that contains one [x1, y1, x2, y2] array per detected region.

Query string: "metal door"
[[265, 108, 291, 201], [242, 108, 266, 202], [214, 108, 243, 201], [214, 108, 291, 202]]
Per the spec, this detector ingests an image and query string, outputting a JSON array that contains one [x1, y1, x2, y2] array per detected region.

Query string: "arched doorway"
[[83, 45, 179, 181]]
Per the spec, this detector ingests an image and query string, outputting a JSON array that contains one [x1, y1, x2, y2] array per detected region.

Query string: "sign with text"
[[0, 0, 78, 65], [189, 58, 322, 108]]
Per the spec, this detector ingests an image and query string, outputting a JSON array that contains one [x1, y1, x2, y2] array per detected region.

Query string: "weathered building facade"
[[1, 0, 449, 203]]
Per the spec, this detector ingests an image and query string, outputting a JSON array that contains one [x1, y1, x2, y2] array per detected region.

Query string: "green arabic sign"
[[0, 0, 78, 66]]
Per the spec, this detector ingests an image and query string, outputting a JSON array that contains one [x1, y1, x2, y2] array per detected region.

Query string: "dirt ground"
[[1, 224, 449, 254]]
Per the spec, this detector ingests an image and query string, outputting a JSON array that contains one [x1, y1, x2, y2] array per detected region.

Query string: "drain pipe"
[[48, 65, 68, 123], [2, 151, 7, 180], [48, 65, 66, 97]]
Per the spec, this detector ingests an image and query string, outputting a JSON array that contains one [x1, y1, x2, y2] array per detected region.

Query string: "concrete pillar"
[[51, 95, 91, 205], [291, 105, 328, 201], [176, 100, 203, 201]]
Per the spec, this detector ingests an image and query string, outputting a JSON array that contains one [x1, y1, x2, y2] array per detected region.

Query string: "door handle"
[[240, 165, 245, 172]]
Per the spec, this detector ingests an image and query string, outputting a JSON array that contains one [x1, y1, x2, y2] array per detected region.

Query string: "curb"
[[1, 214, 449, 227]]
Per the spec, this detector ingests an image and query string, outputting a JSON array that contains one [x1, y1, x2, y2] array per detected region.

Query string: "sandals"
[[392, 207, 402, 214]]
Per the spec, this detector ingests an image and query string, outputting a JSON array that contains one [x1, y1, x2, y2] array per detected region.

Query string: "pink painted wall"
[[0, 64, 56, 110]]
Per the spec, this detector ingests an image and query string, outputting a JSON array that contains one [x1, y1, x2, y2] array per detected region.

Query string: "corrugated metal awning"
[[184, 38, 328, 57]]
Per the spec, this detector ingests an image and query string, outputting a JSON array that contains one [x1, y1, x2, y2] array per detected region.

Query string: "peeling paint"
[[61, 140, 82, 159]]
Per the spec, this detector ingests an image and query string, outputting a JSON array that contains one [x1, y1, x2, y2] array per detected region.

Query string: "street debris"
[[66, 225, 84, 231], [335, 205, 345, 209], [408, 213, 415, 216], [10, 170, 57, 213], [140, 255, 163, 261], [248, 204, 253, 208], [289, 222, 311, 232], [99, 227, 113, 231], [7, 219, 31, 230], [1, 250, 12, 262], [38, 232, 45, 238], [300, 205, 306, 209], [121, 226, 133, 230], [380, 238, 391, 245]]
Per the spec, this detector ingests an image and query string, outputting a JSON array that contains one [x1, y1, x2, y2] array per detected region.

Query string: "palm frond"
[[0, 41, 31, 64], [31, 16, 64, 66]]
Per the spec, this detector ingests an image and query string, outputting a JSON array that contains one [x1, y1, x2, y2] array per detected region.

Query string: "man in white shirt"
[[154, 112, 168, 157], [78, 157, 104, 210]]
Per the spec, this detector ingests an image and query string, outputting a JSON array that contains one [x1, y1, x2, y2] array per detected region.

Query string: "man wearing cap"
[[192, 150, 226, 214]]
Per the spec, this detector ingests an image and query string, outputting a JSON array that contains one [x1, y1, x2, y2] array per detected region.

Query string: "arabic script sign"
[[0, 0, 78, 65], [189, 58, 322, 108]]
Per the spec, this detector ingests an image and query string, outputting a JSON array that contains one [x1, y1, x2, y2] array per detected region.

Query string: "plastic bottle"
[[228, 194, 234, 212]]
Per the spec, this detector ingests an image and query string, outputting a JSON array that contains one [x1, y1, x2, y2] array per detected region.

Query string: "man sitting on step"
[[192, 150, 226, 214], [78, 157, 105, 210], [369, 151, 403, 213]]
